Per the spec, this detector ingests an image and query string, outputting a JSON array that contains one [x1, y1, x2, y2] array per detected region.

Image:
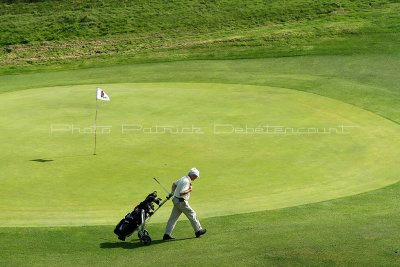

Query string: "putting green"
[[0, 82, 399, 227]]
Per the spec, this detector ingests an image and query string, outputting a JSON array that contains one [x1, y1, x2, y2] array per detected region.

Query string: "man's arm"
[[171, 182, 177, 193], [180, 183, 192, 196], [167, 182, 177, 198]]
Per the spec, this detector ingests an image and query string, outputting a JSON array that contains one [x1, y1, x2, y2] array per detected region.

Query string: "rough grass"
[[0, 0, 379, 44], [1, 0, 400, 72]]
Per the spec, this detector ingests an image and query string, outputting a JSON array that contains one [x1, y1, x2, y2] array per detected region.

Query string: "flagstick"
[[93, 98, 98, 155]]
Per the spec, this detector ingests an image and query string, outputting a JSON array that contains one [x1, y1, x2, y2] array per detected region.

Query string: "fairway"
[[1, 82, 399, 227], [2, 0, 400, 265]]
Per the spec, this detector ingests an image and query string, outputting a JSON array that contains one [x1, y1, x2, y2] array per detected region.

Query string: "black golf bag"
[[114, 191, 171, 245]]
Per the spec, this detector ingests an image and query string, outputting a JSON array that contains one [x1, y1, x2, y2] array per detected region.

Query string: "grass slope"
[[1, 0, 400, 72], [0, 181, 399, 266]]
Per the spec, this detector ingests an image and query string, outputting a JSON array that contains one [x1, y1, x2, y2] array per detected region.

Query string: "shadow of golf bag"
[[113, 191, 171, 245]]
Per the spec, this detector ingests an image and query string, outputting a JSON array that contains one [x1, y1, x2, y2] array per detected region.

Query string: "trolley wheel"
[[137, 230, 150, 239], [141, 235, 152, 246]]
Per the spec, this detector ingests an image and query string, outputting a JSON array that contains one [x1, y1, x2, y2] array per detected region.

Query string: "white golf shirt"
[[173, 176, 191, 200]]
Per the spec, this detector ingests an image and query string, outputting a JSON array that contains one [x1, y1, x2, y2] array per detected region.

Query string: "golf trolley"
[[114, 180, 172, 245]]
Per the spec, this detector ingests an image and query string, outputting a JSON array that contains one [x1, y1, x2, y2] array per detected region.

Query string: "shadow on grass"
[[100, 237, 196, 249], [30, 154, 93, 163], [30, 159, 54, 163]]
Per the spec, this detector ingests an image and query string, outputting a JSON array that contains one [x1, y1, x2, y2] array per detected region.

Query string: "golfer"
[[163, 168, 206, 240]]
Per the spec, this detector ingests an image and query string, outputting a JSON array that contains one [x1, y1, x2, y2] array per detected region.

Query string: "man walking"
[[163, 168, 207, 240]]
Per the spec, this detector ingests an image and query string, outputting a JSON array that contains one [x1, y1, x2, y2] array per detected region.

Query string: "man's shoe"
[[195, 229, 207, 238], [163, 234, 175, 240]]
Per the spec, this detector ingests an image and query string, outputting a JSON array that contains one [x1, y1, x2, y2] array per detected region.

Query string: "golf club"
[[153, 177, 171, 195]]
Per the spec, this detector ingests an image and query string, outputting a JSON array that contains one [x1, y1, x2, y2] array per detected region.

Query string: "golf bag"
[[113, 191, 171, 245]]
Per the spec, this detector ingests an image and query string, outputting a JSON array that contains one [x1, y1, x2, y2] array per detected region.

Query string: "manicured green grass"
[[0, 55, 399, 266], [0, 82, 398, 227], [1, 181, 399, 266], [1, 54, 399, 123]]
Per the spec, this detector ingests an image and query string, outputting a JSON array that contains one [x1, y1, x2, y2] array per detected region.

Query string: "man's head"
[[188, 167, 200, 180]]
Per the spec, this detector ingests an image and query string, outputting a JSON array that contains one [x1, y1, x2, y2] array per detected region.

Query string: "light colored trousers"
[[165, 197, 202, 235]]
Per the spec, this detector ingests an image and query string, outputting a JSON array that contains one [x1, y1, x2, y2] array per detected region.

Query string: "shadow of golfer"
[[100, 237, 196, 249]]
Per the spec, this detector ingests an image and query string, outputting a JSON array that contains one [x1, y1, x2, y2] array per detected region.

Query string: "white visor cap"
[[188, 167, 200, 178]]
